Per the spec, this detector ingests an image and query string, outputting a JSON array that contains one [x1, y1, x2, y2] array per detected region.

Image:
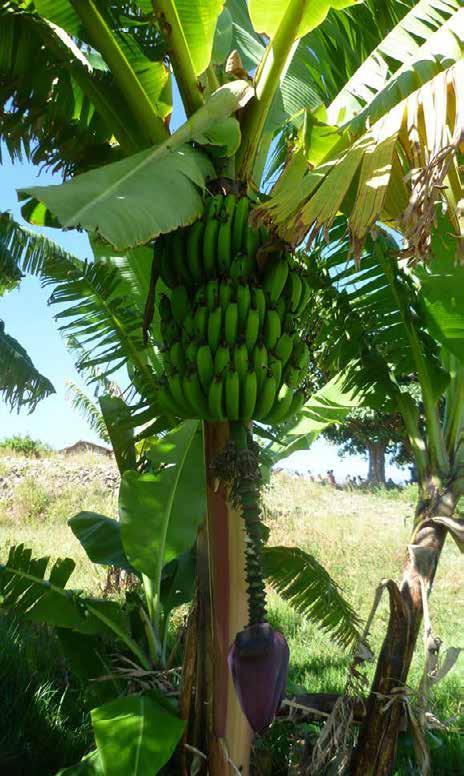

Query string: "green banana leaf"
[[91, 695, 184, 776], [18, 81, 252, 250], [119, 420, 205, 579]]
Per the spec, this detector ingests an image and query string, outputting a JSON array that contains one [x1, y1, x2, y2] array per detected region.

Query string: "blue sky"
[[0, 145, 408, 481]]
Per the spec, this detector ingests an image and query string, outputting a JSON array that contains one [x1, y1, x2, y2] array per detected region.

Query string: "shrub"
[[0, 434, 51, 458]]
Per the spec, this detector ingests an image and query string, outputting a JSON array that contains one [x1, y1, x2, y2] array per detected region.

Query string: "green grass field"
[[0, 459, 462, 774]]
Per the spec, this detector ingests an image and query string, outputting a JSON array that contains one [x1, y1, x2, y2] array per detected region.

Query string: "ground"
[[0, 455, 462, 774]]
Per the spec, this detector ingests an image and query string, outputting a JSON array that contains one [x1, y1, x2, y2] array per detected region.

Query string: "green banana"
[[229, 256, 248, 282], [219, 279, 234, 310], [187, 220, 205, 283], [253, 342, 268, 390], [254, 374, 277, 420], [181, 326, 191, 349], [196, 344, 214, 393], [214, 344, 230, 375], [268, 357, 282, 389], [276, 297, 286, 322], [206, 279, 219, 310], [263, 256, 289, 303], [233, 342, 249, 379], [262, 384, 294, 424], [231, 195, 249, 256], [225, 369, 240, 421], [194, 286, 207, 306], [284, 364, 302, 389], [245, 224, 260, 268], [274, 333, 293, 366], [172, 228, 191, 285], [264, 309, 281, 350], [242, 253, 257, 277], [194, 305, 209, 340], [170, 341, 186, 373], [171, 285, 190, 324], [286, 389, 306, 419], [237, 283, 251, 327], [161, 319, 179, 347], [292, 340, 310, 373], [207, 306, 222, 353], [285, 270, 303, 313], [183, 313, 194, 337], [185, 339, 199, 367], [240, 369, 257, 420], [245, 308, 260, 351], [158, 380, 185, 417], [252, 287, 266, 329], [203, 195, 222, 277], [208, 375, 225, 420], [168, 372, 190, 416], [295, 276, 311, 315], [184, 372, 209, 419], [217, 194, 236, 273], [224, 303, 238, 347], [159, 294, 172, 322]]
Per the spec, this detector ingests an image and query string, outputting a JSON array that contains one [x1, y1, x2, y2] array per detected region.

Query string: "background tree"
[[324, 406, 411, 485]]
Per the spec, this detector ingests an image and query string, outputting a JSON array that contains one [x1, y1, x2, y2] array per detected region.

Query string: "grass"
[[262, 474, 463, 772], [0, 614, 92, 775], [0, 463, 462, 773]]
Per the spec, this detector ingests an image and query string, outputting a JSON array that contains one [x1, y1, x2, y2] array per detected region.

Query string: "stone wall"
[[0, 455, 119, 505]]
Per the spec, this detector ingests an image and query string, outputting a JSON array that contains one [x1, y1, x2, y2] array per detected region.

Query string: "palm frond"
[[0, 543, 129, 638], [65, 380, 110, 443], [305, 225, 446, 403], [0, 214, 161, 427], [0, 212, 78, 276], [0, 221, 22, 295], [0, 320, 55, 412], [263, 546, 362, 649], [328, 0, 460, 124]]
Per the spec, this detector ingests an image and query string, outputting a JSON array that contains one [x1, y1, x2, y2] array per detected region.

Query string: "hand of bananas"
[[154, 193, 311, 423]]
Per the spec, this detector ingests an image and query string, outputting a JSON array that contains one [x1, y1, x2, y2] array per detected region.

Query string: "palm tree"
[[0, 214, 54, 410], [1, 1, 463, 773]]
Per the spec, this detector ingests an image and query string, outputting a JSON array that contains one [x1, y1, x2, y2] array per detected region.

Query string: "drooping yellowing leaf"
[[248, 0, 360, 40], [259, 59, 464, 261]]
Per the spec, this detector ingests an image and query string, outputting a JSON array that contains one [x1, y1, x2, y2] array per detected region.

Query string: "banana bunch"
[[154, 194, 312, 423]]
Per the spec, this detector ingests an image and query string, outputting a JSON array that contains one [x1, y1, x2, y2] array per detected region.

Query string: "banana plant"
[[2, 1, 464, 773], [0, 210, 365, 770]]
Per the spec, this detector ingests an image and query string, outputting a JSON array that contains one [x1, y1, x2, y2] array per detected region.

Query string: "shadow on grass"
[[0, 614, 92, 776]]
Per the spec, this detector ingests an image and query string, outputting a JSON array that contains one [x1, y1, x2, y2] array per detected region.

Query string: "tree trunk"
[[180, 421, 252, 775], [367, 442, 386, 484], [350, 487, 455, 775]]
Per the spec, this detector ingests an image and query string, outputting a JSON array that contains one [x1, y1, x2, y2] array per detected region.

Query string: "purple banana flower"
[[228, 622, 289, 733]]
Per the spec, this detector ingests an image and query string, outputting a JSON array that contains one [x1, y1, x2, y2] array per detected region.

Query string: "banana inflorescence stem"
[[227, 422, 267, 625]]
